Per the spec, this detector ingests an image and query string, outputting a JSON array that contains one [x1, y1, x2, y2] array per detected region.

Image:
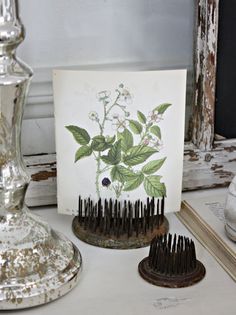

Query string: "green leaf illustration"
[[106, 135, 116, 144], [142, 158, 166, 175], [91, 135, 110, 152], [117, 128, 133, 152], [123, 173, 144, 191], [75, 145, 92, 162], [144, 175, 166, 197], [111, 165, 135, 182], [155, 103, 172, 114], [66, 125, 90, 145], [123, 145, 157, 166], [101, 140, 121, 165], [150, 125, 161, 139], [129, 120, 143, 134], [137, 111, 147, 124]]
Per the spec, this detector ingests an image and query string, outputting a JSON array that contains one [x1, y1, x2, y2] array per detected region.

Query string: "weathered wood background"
[[25, 154, 57, 206], [190, 0, 219, 151], [25, 140, 236, 207], [183, 140, 236, 191]]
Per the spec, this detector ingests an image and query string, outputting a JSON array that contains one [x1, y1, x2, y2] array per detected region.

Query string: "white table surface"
[[3, 189, 236, 315]]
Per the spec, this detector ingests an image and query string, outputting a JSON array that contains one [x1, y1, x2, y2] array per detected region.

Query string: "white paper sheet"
[[53, 70, 186, 214]]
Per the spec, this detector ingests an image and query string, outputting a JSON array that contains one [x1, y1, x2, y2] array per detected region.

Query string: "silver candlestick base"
[[0, 208, 82, 309], [0, 1, 82, 309]]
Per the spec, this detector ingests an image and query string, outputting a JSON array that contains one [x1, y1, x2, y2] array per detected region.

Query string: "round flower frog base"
[[72, 197, 169, 249], [138, 234, 206, 288]]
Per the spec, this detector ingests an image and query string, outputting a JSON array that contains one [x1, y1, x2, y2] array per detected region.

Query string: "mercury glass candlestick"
[[0, 0, 82, 309]]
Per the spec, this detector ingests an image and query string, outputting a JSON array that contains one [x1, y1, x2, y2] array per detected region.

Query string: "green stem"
[[139, 124, 150, 144], [102, 93, 121, 130], [100, 165, 111, 173], [94, 91, 121, 199], [95, 153, 101, 199]]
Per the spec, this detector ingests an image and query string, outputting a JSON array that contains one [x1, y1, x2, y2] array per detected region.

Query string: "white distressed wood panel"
[[25, 154, 57, 207], [183, 140, 236, 190]]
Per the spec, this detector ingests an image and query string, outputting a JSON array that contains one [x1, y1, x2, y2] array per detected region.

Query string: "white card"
[[53, 70, 186, 215]]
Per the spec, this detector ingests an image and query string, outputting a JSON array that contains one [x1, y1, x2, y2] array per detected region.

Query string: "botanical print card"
[[53, 70, 186, 215]]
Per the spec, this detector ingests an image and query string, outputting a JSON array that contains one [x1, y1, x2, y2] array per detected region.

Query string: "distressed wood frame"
[[183, 0, 236, 192], [25, 0, 236, 207], [190, 0, 219, 151]]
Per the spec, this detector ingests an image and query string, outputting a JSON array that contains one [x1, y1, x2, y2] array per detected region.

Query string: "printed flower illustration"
[[97, 90, 111, 103], [112, 113, 120, 120], [143, 138, 150, 146], [112, 116, 128, 133], [152, 139, 164, 150], [148, 110, 163, 123], [117, 84, 132, 104], [89, 111, 99, 121], [66, 85, 171, 199]]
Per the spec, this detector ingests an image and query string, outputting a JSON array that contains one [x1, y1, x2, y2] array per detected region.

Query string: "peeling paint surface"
[[191, 0, 219, 151], [183, 140, 236, 191]]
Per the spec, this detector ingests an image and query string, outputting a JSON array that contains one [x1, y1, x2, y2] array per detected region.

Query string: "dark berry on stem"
[[102, 178, 111, 187]]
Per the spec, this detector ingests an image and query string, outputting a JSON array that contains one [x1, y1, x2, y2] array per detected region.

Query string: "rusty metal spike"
[[78, 196, 81, 220], [143, 205, 147, 235], [168, 233, 172, 250], [84, 204, 88, 230], [122, 204, 126, 233], [156, 199, 160, 228], [135, 202, 138, 237], [150, 198, 155, 232], [147, 198, 150, 229], [88, 206, 93, 230], [127, 204, 131, 238], [161, 197, 165, 223], [114, 200, 117, 236], [117, 202, 121, 238], [92, 204, 97, 232]]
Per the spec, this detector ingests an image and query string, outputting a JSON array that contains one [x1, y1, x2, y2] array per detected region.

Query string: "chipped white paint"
[[25, 154, 57, 206], [191, 0, 219, 151], [183, 140, 236, 191]]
